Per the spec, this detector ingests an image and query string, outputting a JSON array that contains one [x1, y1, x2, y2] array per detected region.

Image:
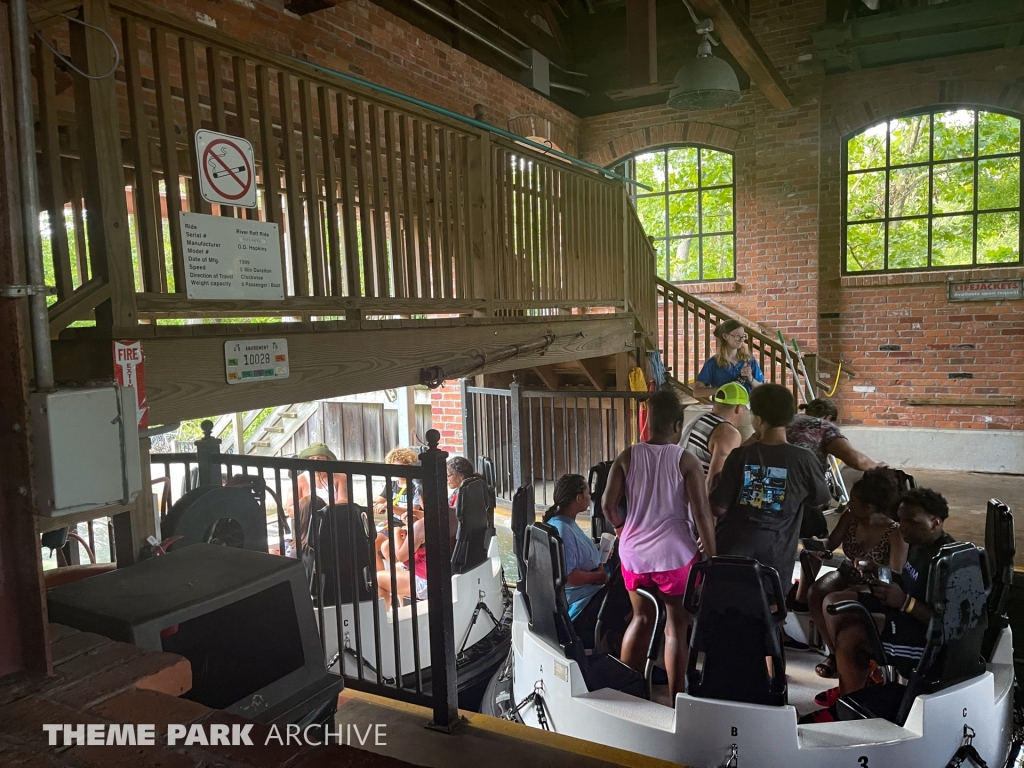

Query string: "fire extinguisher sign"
[[112, 340, 149, 428]]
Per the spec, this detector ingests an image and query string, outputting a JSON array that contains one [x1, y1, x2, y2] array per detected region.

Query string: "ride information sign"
[[179, 212, 284, 300], [224, 338, 289, 385]]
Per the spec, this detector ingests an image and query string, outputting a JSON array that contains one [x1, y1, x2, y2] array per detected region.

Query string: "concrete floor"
[[336, 690, 679, 768]]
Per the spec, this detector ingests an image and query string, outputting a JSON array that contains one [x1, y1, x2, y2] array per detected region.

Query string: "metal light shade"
[[667, 40, 741, 111]]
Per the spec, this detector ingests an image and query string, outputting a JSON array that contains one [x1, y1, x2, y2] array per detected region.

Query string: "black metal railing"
[[151, 421, 458, 729], [462, 380, 650, 506]]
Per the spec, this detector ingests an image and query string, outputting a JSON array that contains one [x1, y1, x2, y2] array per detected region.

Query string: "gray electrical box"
[[519, 48, 550, 95], [30, 387, 142, 517]]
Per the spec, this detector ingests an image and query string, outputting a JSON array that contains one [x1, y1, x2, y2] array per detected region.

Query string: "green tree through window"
[[845, 109, 1022, 273], [616, 147, 736, 282]]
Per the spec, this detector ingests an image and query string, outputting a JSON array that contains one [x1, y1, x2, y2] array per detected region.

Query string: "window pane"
[[846, 222, 885, 271], [667, 147, 699, 191], [978, 111, 1020, 157], [978, 157, 1020, 211], [669, 238, 699, 281], [636, 195, 666, 238], [932, 161, 975, 214], [701, 149, 733, 186], [889, 116, 929, 166], [668, 192, 698, 238], [701, 235, 734, 280], [654, 238, 668, 278], [887, 218, 928, 269], [847, 171, 886, 221], [977, 212, 1020, 264], [634, 151, 665, 193], [931, 215, 974, 266], [888, 166, 928, 217], [847, 122, 886, 171], [932, 110, 975, 161], [701, 188, 733, 234]]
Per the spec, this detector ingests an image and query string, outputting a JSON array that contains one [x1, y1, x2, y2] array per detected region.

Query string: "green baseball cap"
[[714, 381, 750, 407], [298, 442, 337, 460]]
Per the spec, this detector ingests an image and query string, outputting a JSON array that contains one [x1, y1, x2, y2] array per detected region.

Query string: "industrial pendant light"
[[667, 7, 741, 111]]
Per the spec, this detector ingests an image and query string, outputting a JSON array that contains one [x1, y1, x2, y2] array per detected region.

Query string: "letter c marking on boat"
[[963, 708, 968, 718]]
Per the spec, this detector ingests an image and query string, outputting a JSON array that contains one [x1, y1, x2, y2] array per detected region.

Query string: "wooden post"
[[113, 437, 158, 566], [69, 0, 137, 328], [460, 378, 476, 464], [804, 353, 820, 398], [626, 0, 657, 87], [196, 420, 223, 487], [468, 132, 493, 317], [509, 377, 528, 491], [396, 386, 416, 447], [0, 1, 50, 674], [233, 412, 245, 455]]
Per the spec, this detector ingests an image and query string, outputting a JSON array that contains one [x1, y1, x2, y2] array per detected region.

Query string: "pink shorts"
[[621, 554, 701, 597]]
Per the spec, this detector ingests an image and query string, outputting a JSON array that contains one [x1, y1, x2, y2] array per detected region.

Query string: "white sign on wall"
[[180, 212, 284, 300], [195, 130, 258, 208], [225, 339, 290, 385]]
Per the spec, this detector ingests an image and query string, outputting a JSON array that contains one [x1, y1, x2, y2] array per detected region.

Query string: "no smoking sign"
[[195, 129, 257, 209]]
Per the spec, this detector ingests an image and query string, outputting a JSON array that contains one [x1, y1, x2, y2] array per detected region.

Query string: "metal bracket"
[[1, 284, 57, 298]]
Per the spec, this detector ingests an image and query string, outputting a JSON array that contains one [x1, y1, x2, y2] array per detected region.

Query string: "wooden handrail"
[[25, 0, 657, 340]]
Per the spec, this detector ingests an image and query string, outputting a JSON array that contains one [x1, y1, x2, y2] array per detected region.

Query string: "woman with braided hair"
[[545, 474, 610, 648]]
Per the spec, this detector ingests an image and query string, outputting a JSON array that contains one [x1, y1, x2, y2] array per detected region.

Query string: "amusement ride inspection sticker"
[[225, 339, 289, 385]]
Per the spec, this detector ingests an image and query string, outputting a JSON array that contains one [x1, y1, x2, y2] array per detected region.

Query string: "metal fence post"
[[460, 378, 476, 463], [419, 429, 460, 732], [196, 420, 223, 487], [509, 379, 524, 491]]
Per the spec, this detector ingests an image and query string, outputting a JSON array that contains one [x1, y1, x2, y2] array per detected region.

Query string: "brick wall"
[[150, 0, 580, 154], [581, 6, 1023, 430], [429, 380, 464, 456]]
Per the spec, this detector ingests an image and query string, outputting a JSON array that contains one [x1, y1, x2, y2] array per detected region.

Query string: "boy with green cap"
[[680, 381, 749, 493]]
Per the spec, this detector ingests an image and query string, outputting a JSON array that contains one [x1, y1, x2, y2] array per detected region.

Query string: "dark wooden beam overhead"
[[689, 0, 793, 110], [626, 0, 657, 86]]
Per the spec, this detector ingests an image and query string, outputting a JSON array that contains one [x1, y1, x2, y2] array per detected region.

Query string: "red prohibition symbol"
[[202, 138, 253, 201]]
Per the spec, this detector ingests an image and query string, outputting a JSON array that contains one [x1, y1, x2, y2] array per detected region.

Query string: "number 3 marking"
[[858, 757, 869, 768]]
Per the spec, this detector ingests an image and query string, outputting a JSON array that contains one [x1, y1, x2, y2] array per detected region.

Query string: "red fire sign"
[[112, 340, 149, 428]]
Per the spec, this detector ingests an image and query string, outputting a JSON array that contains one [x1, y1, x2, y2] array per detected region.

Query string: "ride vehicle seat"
[[451, 476, 492, 575], [684, 556, 788, 707], [982, 499, 1014, 661], [306, 503, 375, 607], [831, 542, 990, 725], [511, 485, 536, 591], [477, 456, 498, 538], [524, 522, 646, 699]]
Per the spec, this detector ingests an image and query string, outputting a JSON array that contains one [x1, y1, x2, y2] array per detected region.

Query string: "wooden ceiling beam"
[[576, 356, 606, 391], [626, 0, 657, 86], [688, 0, 794, 111], [533, 364, 562, 391]]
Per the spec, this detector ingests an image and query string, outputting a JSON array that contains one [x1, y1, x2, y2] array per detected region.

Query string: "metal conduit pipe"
[[549, 82, 590, 96], [10, 0, 55, 391], [404, 0, 531, 69], [450, 0, 589, 78]]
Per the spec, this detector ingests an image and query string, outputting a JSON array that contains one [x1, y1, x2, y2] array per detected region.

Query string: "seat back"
[[524, 523, 587, 668], [894, 542, 990, 723], [477, 456, 498, 534], [588, 461, 622, 539], [511, 485, 536, 589], [685, 556, 788, 707], [451, 476, 491, 574], [307, 503, 374, 607], [983, 499, 1014, 659]]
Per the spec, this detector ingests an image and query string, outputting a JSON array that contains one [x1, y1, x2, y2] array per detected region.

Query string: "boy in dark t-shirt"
[[803, 488, 955, 722], [711, 384, 831, 584]]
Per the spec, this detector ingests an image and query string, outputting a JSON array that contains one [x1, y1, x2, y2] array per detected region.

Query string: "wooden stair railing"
[[656, 277, 800, 402], [18, 0, 656, 340]]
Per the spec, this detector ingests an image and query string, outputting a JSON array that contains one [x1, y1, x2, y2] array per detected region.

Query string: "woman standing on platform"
[[692, 319, 764, 399]]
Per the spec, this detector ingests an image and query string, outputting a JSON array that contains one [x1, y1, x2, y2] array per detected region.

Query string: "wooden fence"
[[22, 0, 655, 335]]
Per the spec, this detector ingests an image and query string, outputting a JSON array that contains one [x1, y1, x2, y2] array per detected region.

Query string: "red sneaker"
[[799, 705, 838, 724], [814, 687, 840, 708]]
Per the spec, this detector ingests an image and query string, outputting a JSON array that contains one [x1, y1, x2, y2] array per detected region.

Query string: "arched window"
[[844, 109, 1021, 273], [615, 146, 736, 282]]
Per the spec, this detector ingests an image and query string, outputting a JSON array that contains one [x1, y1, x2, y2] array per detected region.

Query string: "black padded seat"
[[525, 522, 646, 699], [451, 476, 491, 575], [588, 461, 623, 540], [306, 503, 375, 607], [836, 542, 990, 725], [982, 499, 1014, 660], [684, 556, 788, 707], [511, 485, 536, 590]]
